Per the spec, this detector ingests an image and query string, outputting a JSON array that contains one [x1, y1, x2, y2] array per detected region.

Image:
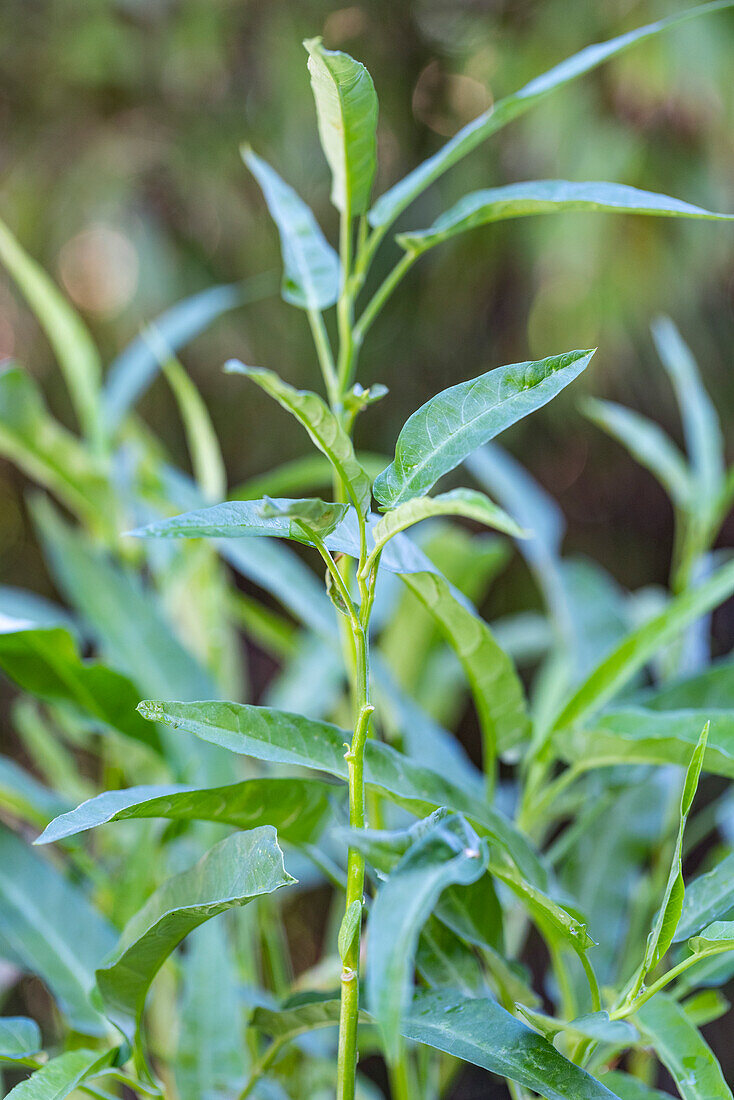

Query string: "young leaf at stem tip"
[[304, 37, 378, 216]]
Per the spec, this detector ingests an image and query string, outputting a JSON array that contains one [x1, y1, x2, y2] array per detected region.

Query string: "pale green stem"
[[337, 642, 372, 1100], [308, 308, 339, 407]]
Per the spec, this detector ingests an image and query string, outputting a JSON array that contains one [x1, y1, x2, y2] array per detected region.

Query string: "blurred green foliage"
[[0, 0, 732, 603]]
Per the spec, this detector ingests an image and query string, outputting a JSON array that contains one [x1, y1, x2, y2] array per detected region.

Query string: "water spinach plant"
[[2, 4, 734, 1099]]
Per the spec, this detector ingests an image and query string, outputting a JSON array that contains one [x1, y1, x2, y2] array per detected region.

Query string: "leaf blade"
[[374, 350, 594, 509], [242, 147, 340, 310], [95, 827, 294, 1038], [304, 38, 378, 214]]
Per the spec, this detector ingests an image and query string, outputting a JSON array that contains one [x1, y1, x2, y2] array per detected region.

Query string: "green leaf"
[[0, 366, 112, 532], [95, 827, 294, 1037], [401, 988, 619, 1100], [584, 397, 692, 510], [687, 920, 734, 957], [5, 1048, 117, 1100], [129, 496, 348, 546], [553, 557, 734, 731], [0, 825, 116, 1035], [176, 921, 244, 1100], [556, 707, 734, 778], [367, 813, 489, 1062], [676, 854, 734, 941], [0, 216, 103, 449], [136, 699, 543, 884], [374, 349, 594, 509], [367, 1, 734, 228], [226, 361, 371, 513], [399, 571, 531, 760], [652, 317, 724, 521], [0, 620, 161, 754], [366, 487, 525, 568], [642, 725, 708, 972], [242, 146, 340, 310], [130, 497, 438, 577], [398, 180, 733, 253], [37, 776, 331, 846], [416, 915, 488, 996], [636, 992, 733, 1100], [304, 38, 378, 215], [338, 899, 363, 961], [681, 989, 731, 1028], [0, 1017, 42, 1063], [516, 1006, 637, 1046]]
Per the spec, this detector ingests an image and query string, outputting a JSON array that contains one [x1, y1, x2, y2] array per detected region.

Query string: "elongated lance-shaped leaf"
[[368, 1, 734, 229], [398, 181, 734, 254], [304, 38, 378, 215], [0, 366, 113, 532], [374, 349, 594, 509], [103, 277, 274, 430], [242, 146, 340, 310], [129, 498, 437, 576], [128, 497, 348, 546], [364, 487, 525, 572], [555, 706, 734, 779], [37, 776, 331, 847], [0, 1017, 42, 1062], [226, 362, 371, 513], [367, 813, 489, 1062], [676, 854, 734, 941], [0, 825, 116, 1035], [5, 1048, 118, 1100], [583, 397, 692, 510], [136, 700, 543, 884], [642, 723, 708, 973], [95, 827, 294, 1039], [400, 572, 531, 761], [0, 619, 162, 753], [0, 217, 103, 449], [652, 317, 725, 522], [636, 992, 733, 1100], [401, 989, 618, 1100], [688, 920, 734, 957], [599, 1072, 679, 1099], [553, 556, 734, 731]]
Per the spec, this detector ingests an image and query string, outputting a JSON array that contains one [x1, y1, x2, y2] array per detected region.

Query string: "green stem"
[[308, 308, 339, 407], [337, 637, 372, 1100]]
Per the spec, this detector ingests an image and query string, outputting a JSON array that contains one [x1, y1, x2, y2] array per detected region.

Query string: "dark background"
[[0, 2, 733, 1095]]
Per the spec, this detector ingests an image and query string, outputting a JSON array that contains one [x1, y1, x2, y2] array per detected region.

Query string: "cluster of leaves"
[[1, 5, 734, 1099]]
